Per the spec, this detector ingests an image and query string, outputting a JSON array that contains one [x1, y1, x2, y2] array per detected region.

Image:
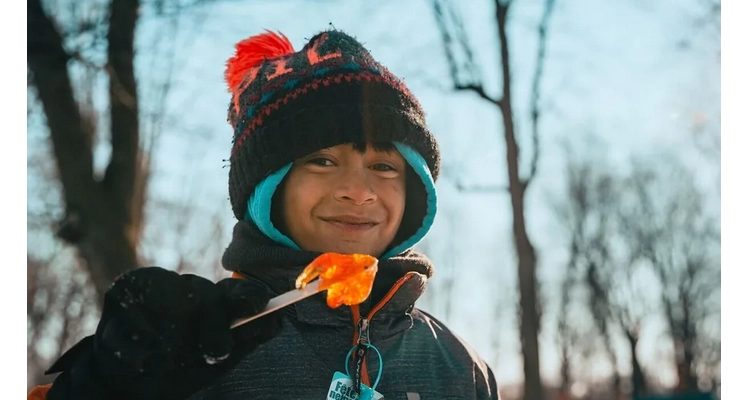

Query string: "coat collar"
[[223, 220, 433, 336]]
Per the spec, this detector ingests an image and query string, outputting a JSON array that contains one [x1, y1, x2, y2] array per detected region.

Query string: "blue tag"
[[327, 371, 384, 400]]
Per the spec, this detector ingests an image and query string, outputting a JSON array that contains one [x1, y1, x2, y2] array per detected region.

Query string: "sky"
[[20, 0, 729, 395]]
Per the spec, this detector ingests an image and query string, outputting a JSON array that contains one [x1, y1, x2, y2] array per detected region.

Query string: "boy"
[[31, 29, 499, 400]]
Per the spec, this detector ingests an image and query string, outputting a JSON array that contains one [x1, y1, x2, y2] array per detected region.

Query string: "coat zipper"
[[349, 271, 418, 387]]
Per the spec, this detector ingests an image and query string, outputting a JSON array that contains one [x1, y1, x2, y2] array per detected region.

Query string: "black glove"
[[44, 267, 283, 400]]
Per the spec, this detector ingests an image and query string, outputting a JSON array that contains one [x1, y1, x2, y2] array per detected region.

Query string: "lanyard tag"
[[327, 371, 384, 400]]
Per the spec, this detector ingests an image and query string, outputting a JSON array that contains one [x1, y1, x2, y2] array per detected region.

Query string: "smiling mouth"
[[320, 216, 379, 231]]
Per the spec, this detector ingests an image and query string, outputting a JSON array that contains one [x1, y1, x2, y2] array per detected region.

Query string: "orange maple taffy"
[[295, 253, 378, 308]]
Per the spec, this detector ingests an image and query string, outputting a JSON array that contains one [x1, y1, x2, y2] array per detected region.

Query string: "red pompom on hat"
[[224, 30, 295, 93]]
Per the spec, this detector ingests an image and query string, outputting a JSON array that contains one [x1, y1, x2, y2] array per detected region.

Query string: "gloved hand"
[[44, 267, 282, 400]]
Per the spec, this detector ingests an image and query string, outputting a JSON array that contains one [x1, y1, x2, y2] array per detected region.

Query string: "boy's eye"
[[372, 163, 397, 172], [307, 157, 334, 166]]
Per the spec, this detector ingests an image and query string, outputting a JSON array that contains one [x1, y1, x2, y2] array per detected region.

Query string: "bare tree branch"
[[432, 0, 500, 104], [453, 182, 507, 193], [525, 0, 556, 186], [455, 84, 499, 104], [28, 0, 97, 211], [103, 0, 140, 212], [618, 159, 720, 394], [432, 0, 461, 88]]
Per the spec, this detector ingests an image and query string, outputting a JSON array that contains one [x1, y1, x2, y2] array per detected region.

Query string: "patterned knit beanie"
[[225, 29, 440, 257]]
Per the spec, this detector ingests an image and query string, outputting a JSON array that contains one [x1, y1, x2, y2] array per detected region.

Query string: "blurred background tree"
[[27, 0, 232, 387]]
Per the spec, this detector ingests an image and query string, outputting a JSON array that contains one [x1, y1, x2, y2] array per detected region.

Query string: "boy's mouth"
[[320, 215, 379, 230]]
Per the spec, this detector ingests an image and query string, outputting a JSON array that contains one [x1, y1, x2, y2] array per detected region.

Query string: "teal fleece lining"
[[383, 143, 437, 257], [244, 163, 299, 250]]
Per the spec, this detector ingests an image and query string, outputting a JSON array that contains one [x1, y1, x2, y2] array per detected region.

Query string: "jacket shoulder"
[[411, 308, 500, 399]]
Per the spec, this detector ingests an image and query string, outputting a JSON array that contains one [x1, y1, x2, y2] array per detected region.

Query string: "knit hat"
[[224, 29, 440, 257]]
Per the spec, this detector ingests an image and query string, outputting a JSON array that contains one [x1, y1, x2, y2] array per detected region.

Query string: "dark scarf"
[[221, 220, 434, 316]]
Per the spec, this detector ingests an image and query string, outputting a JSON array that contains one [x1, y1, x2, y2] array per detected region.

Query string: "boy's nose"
[[334, 168, 376, 205]]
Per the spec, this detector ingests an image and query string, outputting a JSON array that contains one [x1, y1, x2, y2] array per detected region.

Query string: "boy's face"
[[281, 143, 407, 257]]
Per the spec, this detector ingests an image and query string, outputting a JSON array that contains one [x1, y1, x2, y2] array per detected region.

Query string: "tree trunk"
[[495, 2, 543, 397], [626, 330, 647, 399], [27, 0, 143, 303]]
